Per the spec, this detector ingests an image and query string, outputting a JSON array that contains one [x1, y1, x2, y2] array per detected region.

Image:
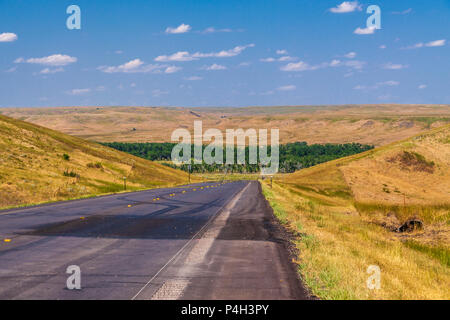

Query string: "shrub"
[[87, 162, 103, 169], [63, 153, 70, 161], [63, 170, 79, 178]]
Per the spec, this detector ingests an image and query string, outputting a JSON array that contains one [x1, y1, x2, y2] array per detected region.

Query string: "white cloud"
[[329, 59, 341, 67], [277, 85, 296, 91], [40, 67, 64, 74], [165, 23, 191, 34], [0, 32, 18, 42], [379, 44, 387, 49], [67, 88, 91, 95], [383, 63, 408, 70], [17, 54, 77, 66], [280, 61, 315, 72], [344, 52, 357, 58], [155, 51, 195, 62], [404, 39, 446, 49], [202, 63, 227, 71], [276, 49, 288, 55], [425, 39, 446, 47], [98, 59, 167, 73], [201, 27, 232, 34], [164, 66, 182, 74], [378, 80, 399, 86], [261, 55, 296, 62], [354, 26, 376, 35], [418, 84, 427, 89], [343, 60, 365, 69], [155, 44, 254, 62], [96, 86, 107, 91], [278, 56, 296, 61], [354, 80, 399, 90], [280, 57, 366, 72], [330, 1, 362, 13], [193, 44, 255, 58], [185, 76, 203, 81]]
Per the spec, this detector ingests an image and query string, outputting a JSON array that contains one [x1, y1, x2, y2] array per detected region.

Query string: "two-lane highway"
[[0, 180, 309, 300]]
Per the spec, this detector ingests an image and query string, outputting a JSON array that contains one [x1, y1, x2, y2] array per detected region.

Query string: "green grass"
[[403, 241, 450, 267]]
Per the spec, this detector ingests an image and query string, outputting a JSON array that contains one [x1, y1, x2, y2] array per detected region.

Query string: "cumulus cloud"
[[0, 32, 18, 42], [15, 54, 77, 66], [404, 39, 446, 49], [425, 39, 446, 47], [40, 67, 64, 74], [165, 23, 191, 34], [330, 1, 362, 13], [155, 44, 254, 62], [67, 88, 91, 95], [98, 59, 168, 73], [329, 59, 341, 67], [378, 80, 399, 86], [202, 63, 227, 71], [354, 26, 376, 35], [354, 80, 399, 90], [155, 51, 195, 62], [164, 66, 182, 74], [261, 55, 296, 62], [383, 63, 408, 70], [418, 84, 427, 89], [277, 85, 296, 91], [344, 52, 357, 58], [193, 44, 255, 58], [201, 27, 232, 34], [276, 49, 288, 55], [280, 61, 316, 72]]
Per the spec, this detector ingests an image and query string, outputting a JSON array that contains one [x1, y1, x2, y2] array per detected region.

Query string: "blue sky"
[[1, 0, 449, 107]]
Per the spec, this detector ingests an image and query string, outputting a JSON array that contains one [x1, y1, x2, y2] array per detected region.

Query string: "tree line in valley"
[[101, 141, 374, 173]]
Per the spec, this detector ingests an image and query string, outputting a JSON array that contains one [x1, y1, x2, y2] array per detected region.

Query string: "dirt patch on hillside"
[[387, 151, 435, 173]]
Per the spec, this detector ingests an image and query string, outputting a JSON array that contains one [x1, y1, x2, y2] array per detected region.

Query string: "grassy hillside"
[[1, 104, 449, 146], [262, 124, 450, 299], [0, 115, 192, 209]]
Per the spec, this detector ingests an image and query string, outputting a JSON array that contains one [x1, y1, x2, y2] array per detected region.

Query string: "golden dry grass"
[[0, 114, 195, 209], [1, 104, 449, 146], [261, 124, 450, 299]]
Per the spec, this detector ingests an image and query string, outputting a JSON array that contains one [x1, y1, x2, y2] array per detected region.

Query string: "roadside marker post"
[[188, 164, 191, 184], [123, 176, 127, 190]]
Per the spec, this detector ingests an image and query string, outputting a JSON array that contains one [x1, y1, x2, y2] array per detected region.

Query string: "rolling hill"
[[263, 124, 450, 299], [1, 104, 449, 146], [0, 114, 191, 209]]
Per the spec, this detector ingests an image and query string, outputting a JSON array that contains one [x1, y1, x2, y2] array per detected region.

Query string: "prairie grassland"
[[261, 125, 450, 299], [1, 104, 449, 146], [0, 115, 195, 210]]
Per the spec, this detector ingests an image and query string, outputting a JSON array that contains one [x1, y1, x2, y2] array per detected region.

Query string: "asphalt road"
[[0, 180, 309, 300]]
